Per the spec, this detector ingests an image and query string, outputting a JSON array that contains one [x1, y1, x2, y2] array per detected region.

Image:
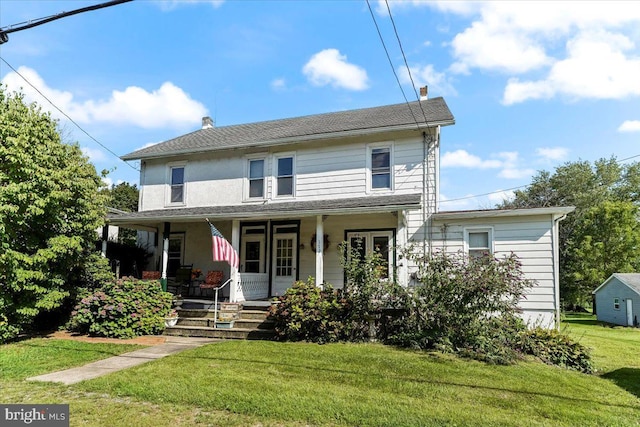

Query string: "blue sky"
[[1, 0, 639, 211]]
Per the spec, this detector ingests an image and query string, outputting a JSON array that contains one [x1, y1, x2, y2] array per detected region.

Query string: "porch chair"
[[200, 270, 224, 299], [170, 265, 193, 296]]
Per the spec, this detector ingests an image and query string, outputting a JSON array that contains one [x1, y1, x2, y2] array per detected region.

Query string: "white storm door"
[[272, 233, 297, 296], [627, 299, 633, 326]]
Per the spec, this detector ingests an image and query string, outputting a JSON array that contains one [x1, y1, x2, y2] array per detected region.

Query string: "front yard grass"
[[1, 320, 639, 426]]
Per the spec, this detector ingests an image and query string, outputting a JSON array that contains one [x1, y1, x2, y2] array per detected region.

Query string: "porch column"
[[397, 210, 408, 287], [161, 222, 170, 292], [315, 215, 324, 286], [101, 225, 109, 258], [230, 219, 240, 302]]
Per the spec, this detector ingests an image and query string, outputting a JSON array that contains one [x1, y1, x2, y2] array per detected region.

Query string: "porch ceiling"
[[107, 193, 422, 227]]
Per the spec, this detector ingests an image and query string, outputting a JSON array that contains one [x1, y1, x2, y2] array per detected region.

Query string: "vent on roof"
[[420, 86, 428, 101], [202, 116, 214, 129]]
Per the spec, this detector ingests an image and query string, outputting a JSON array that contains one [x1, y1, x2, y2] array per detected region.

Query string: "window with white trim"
[[465, 228, 493, 259], [367, 143, 393, 192], [614, 298, 620, 310], [248, 159, 265, 199], [346, 230, 394, 279], [276, 155, 294, 197], [169, 165, 185, 205]]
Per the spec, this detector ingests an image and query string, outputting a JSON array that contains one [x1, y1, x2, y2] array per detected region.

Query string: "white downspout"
[[552, 213, 568, 329]]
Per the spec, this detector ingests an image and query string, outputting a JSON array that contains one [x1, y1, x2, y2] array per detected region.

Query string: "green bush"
[[519, 327, 594, 373], [269, 278, 349, 343], [67, 276, 173, 338]]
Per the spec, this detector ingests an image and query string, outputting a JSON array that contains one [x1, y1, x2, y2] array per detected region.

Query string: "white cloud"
[[618, 120, 640, 132], [442, 150, 534, 180], [399, 64, 457, 96], [2, 66, 207, 129], [406, 1, 640, 103], [81, 147, 107, 163], [441, 149, 502, 169], [488, 189, 515, 205], [271, 78, 286, 90], [156, 0, 224, 11], [536, 147, 569, 161], [503, 31, 640, 104], [450, 23, 551, 74], [302, 49, 369, 91]]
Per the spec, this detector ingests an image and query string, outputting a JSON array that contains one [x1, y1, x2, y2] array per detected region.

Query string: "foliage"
[[388, 251, 531, 364], [0, 88, 108, 342], [67, 276, 173, 338], [518, 327, 594, 373], [269, 278, 349, 343], [339, 241, 411, 341], [499, 157, 640, 307], [95, 239, 152, 278], [569, 200, 640, 299], [102, 182, 139, 245]]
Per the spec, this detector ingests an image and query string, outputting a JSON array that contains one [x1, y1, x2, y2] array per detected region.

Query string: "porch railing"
[[236, 273, 269, 301]]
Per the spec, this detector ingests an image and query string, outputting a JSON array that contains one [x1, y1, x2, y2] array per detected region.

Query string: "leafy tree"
[[103, 182, 139, 244], [566, 201, 640, 303], [500, 157, 640, 307], [0, 88, 108, 342]]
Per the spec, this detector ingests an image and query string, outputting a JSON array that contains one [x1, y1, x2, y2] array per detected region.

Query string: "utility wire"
[[0, 0, 133, 44], [384, 0, 430, 125], [365, 0, 421, 129], [0, 56, 139, 172]]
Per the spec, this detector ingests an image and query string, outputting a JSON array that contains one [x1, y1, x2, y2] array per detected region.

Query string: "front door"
[[627, 298, 634, 326], [272, 232, 297, 296]]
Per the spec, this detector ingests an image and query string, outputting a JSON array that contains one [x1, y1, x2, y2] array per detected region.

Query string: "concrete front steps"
[[164, 301, 276, 340]]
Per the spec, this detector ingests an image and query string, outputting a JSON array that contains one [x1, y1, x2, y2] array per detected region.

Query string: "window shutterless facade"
[[167, 163, 186, 206], [276, 155, 294, 197], [248, 159, 265, 199], [465, 227, 493, 259], [371, 147, 391, 189], [346, 230, 394, 279]]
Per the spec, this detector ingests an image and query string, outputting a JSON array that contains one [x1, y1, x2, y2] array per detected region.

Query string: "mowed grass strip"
[[79, 340, 640, 427]]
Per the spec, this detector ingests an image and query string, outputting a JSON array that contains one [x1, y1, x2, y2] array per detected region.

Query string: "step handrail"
[[213, 278, 233, 328]]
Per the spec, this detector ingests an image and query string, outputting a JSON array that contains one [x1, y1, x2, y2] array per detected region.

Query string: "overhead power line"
[[0, 0, 133, 45]]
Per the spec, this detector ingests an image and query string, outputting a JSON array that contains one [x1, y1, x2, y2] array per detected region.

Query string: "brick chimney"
[[419, 86, 428, 101], [202, 116, 214, 129]]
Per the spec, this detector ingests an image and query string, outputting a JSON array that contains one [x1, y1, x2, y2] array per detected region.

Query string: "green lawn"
[[1, 321, 639, 426]]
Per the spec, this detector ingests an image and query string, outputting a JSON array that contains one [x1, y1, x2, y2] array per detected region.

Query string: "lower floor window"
[[346, 230, 393, 279]]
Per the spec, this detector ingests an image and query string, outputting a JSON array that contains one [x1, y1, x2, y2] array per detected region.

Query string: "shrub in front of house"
[[518, 327, 594, 373], [269, 278, 350, 344], [67, 276, 173, 338], [386, 251, 531, 364]]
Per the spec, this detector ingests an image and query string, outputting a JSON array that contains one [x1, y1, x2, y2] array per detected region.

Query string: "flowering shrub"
[[67, 276, 173, 338], [269, 278, 350, 343]]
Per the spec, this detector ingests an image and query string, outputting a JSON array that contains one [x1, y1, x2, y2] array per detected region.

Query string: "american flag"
[[208, 222, 239, 269]]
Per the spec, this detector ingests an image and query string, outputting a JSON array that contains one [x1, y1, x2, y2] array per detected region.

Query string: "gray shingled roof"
[[612, 273, 640, 294], [107, 194, 422, 225], [122, 97, 454, 160]]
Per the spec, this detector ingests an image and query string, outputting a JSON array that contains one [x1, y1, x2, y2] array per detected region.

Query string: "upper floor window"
[[248, 159, 265, 199], [466, 228, 493, 259], [276, 156, 294, 197], [170, 166, 185, 204], [367, 144, 393, 192]]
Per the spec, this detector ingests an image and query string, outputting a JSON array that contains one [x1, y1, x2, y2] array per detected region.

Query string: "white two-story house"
[[108, 95, 572, 327]]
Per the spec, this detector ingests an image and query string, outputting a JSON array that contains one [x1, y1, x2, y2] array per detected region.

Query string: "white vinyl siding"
[[428, 216, 558, 322]]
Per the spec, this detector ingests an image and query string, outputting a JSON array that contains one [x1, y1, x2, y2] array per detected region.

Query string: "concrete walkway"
[[27, 336, 219, 385]]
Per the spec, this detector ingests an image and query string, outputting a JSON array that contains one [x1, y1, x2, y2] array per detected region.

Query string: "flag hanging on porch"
[[208, 221, 239, 269]]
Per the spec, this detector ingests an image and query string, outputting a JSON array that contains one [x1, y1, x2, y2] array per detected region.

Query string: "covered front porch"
[[106, 194, 422, 302]]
